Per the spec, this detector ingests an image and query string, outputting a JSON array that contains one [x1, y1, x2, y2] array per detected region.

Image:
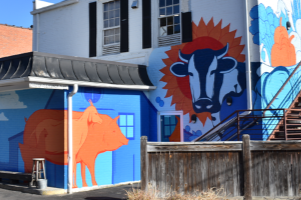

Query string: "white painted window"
[[103, 0, 120, 55], [157, 111, 184, 142], [158, 0, 181, 47]]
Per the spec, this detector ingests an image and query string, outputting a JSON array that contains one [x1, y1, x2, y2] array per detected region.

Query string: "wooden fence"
[[140, 135, 301, 199]]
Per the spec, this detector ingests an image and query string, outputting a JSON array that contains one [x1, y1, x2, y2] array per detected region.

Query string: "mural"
[[148, 18, 248, 141], [0, 88, 150, 188], [249, 0, 301, 140], [19, 101, 128, 188]]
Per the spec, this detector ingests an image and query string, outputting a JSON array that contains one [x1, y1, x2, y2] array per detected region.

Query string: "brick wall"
[[0, 24, 32, 58]]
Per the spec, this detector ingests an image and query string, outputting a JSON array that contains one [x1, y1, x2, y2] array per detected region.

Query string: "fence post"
[[243, 135, 252, 200], [141, 136, 148, 191]]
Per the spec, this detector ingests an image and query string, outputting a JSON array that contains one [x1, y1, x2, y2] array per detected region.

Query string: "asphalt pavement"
[[0, 183, 139, 200]]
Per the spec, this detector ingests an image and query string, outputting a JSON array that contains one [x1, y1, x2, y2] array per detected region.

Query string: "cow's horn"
[[179, 50, 190, 63], [216, 43, 229, 59]]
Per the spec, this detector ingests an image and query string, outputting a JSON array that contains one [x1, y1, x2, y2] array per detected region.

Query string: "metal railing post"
[[284, 109, 287, 141], [237, 112, 240, 141]]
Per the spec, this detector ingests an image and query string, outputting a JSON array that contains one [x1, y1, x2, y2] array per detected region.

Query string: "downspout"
[[67, 84, 78, 194], [36, 13, 39, 51], [241, 0, 252, 116]]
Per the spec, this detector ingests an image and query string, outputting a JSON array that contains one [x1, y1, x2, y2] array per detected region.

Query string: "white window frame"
[[157, 0, 181, 47], [157, 111, 184, 142], [102, 0, 120, 55]]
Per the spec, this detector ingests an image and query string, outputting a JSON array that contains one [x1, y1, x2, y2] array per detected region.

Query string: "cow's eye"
[[188, 72, 193, 76], [210, 70, 217, 75]]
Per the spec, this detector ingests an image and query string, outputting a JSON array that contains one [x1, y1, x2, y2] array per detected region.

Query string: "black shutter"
[[181, 12, 192, 43], [89, 2, 97, 57], [142, 0, 151, 48], [120, 0, 129, 52]]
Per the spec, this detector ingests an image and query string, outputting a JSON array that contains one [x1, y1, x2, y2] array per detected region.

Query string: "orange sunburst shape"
[[160, 17, 245, 125]]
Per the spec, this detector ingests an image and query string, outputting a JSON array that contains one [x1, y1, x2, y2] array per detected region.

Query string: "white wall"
[[33, 0, 259, 64]]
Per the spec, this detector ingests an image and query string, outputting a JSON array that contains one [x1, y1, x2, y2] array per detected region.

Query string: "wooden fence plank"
[[201, 152, 208, 193], [174, 152, 179, 193], [155, 152, 160, 196], [269, 151, 276, 197], [263, 151, 270, 196], [283, 151, 288, 196], [227, 152, 234, 196], [151, 153, 156, 189], [250, 142, 301, 151], [188, 152, 192, 193], [298, 152, 301, 196], [288, 152, 293, 197], [183, 153, 188, 194], [165, 152, 170, 195], [179, 153, 184, 195], [243, 135, 252, 200], [141, 136, 148, 191], [169, 151, 175, 193], [147, 144, 242, 152]]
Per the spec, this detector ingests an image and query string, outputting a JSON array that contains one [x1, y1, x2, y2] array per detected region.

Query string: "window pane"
[[173, 5, 179, 14], [164, 116, 170, 125], [120, 115, 126, 126], [159, 0, 165, 7], [109, 1, 114, 10], [164, 126, 170, 136], [104, 36, 110, 45], [173, 0, 179, 4], [115, 34, 120, 43], [166, 6, 172, 15], [167, 26, 173, 35], [110, 29, 115, 35], [127, 115, 134, 126], [120, 127, 126, 136], [160, 18, 166, 27], [174, 24, 180, 33], [104, 12, 108, 20], [115, 28, 120, 34], [109, 18, 115, 27], [115, 9, 120, 17], [127, 127, 134, 138], [104, 3, 109, 11], [110, 36, 115, 43], [167, 16, 173, 25], [160, 27, 167, 36], [115, 0, 120, 9], [115, 18, 120, 26], [104, 30, 109, 36], [104, 20, 109, 28], [174, 15, 180, 24], [170, 116, 176, 124], [166, 0, 172, 6], [160, 8, 165, 17], [109, 10, 114, 19]]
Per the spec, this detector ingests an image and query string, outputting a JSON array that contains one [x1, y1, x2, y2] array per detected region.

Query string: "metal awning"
[[0, 52, 155, 92]]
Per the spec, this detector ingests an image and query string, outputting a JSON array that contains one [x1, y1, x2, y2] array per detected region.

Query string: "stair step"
[[285, 128, 301, 131], [285, 124, 301, 126], [287, 138, 301, 140]]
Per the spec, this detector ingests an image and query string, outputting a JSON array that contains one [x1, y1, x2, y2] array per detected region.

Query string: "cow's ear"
[[170, 62, 189, 77], [219, 57, 237, 74]]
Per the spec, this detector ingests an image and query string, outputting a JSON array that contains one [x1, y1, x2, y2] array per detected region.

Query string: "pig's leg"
[[72, 159, 78, 188], [81, 162, 88, 187], [86, 162, 98, 186]]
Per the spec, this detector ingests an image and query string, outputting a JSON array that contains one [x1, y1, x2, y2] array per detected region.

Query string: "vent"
[[102, 44, 120, 55], [158, 33, 181, 47]]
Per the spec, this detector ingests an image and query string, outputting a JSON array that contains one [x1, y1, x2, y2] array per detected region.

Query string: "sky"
[[0, 0, 64, 28]]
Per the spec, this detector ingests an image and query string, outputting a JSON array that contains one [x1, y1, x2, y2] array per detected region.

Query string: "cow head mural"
[[170, 44, 241, 114], [159, 18, 246, 127]]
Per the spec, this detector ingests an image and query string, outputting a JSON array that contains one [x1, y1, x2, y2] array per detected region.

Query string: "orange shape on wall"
[[160, 18, 245, 125], [271, 17, 296, 67]]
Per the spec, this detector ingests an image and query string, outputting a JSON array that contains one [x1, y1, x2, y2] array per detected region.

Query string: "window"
[[118, 113, 135, 139], [157, 111, 183, 142], [159, 0, 180, 36], [103, 0, 120, 54]]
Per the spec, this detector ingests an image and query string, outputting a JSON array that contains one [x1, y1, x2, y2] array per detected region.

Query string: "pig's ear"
[[89, 99, 93, 106], [114, 116, 120, 122]]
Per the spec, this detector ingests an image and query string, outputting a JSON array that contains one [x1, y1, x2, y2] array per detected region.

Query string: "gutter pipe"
[[67, 84, 78, 194], [241, 0, 253, 116]]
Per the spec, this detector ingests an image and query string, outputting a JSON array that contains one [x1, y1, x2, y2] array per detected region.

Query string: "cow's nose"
[[195, 99, 213, 110]]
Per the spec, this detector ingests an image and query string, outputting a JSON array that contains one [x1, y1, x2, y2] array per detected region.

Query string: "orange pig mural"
[[19, 101, 129, 188]]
